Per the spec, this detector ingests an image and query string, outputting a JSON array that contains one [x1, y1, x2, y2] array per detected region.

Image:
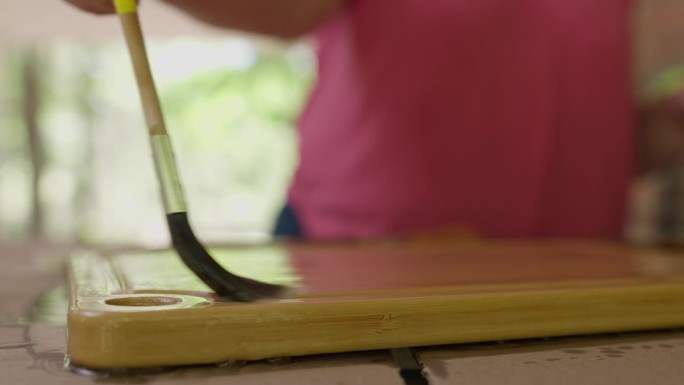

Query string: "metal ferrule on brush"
[[151, 134, 187, 214]]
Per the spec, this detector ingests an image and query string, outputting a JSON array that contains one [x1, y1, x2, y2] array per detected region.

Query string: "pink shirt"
[[290, 0, 635, 240]]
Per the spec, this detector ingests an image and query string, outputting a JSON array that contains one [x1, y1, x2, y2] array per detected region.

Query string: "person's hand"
[[64, 0, 139, 15]]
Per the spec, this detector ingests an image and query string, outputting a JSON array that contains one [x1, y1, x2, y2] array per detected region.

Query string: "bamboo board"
[[67, 240, 684, 370]]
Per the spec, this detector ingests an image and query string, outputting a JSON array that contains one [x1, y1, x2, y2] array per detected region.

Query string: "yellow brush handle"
[[114, 0, 137, 14]]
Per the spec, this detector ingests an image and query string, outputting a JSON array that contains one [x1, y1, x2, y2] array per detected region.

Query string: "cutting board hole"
[[105, 296, 182, 307]]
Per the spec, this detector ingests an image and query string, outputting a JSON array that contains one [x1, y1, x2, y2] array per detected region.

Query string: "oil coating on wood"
[[67, 240, 684, 370]]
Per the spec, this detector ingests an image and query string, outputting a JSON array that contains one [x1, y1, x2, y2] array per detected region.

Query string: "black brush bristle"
[[166, 212, 287, 302]]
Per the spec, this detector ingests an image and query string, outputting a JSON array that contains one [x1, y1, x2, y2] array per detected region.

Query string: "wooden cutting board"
[[67, 240, 684, 370]]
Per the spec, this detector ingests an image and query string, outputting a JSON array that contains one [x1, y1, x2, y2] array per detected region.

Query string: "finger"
[[64, 0, 116, 15]]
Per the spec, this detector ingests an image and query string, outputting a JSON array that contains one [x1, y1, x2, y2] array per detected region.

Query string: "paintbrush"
[[113, 0, 287, 301]]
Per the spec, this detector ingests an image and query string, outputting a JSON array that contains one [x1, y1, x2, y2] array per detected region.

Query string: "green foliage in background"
[[0, 40, 314, 244], [158, 52, 312, 238], [163, 54, 310, 188]]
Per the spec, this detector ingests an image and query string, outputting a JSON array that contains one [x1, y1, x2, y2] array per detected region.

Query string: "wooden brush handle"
[[114, 0, 187, 215], [114, 0, 166, 135]]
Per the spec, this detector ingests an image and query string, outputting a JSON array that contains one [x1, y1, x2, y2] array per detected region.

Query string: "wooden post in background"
[[21, 46, 45, 239]]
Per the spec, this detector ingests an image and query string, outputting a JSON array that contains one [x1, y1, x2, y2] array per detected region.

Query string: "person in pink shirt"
[[67, 0, 635, 241]]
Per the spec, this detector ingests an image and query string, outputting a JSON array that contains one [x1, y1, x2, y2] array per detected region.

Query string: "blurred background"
[[0, 0, 314, 247], [1, 0, 684, 248]]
